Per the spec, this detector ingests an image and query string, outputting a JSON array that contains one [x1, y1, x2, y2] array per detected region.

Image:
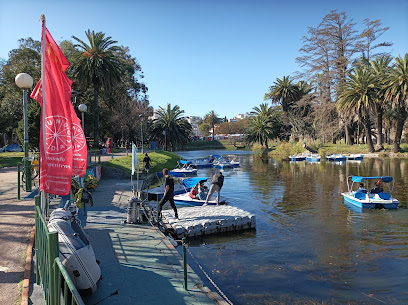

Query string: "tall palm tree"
[[250, 103, 272, 118], [264, 76, 298, 137], [384, 54, 408, 153], [246, 116, 274, 148], [337, 66, 377, 153], [150, 104, 192, 151], [370, 55, 392, 150], [71, 30, 122, 145], [203, 111, 219, 141]]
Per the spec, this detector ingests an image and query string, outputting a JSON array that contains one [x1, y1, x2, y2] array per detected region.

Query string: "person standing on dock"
[[204, 171, 224, 206], [143, 153, 151, 173], [157, 168, 179, 219]]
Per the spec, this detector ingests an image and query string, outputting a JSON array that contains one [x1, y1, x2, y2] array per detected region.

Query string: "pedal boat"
[[341, 176, 399, 209], [173, 177, 227, 206]]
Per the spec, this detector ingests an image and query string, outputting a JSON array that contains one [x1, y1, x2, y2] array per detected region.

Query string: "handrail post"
[[182, 237, 187, 290], [48, 231, 59, 305], [17, 164, 21, 200], [34, 195, 41, 285]]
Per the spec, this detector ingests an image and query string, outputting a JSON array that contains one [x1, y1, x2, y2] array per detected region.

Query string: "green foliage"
[[0, 38, 41, 141], [16, 101, 41, 150], [0, 152, 24, 168], [103, 151, 180, 174], [71, 30, 124, 144], [150, 104, 192, 151]]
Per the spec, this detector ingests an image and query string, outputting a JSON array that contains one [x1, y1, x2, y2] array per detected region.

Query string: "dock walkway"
[[79, 179, 224, 305]]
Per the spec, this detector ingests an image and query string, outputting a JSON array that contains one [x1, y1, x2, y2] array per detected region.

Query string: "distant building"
[[229, 112, 252, 122], [185, 116, 202, 125]]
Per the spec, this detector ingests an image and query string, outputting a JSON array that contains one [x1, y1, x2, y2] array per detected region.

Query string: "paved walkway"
[[78, 179, 220, 305], [0, 166, 35, 305]]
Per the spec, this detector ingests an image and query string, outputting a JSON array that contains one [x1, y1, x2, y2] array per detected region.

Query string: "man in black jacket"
[[157, 168, 178, 219], [204, 171, 224, 206]]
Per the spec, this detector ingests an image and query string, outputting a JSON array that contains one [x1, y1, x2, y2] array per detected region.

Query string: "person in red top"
[[106, 138, 113, 154], [190, 183, 199, 199]]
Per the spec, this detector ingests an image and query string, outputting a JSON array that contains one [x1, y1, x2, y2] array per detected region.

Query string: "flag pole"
[[40, 15, 46, 158], [40, 14, 47, 214]]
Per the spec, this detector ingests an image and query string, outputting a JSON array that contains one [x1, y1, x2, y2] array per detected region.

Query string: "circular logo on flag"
[[72, 123, 86, 152], [45, 115, 72, 154]]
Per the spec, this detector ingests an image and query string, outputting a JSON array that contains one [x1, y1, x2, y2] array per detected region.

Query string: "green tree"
[[337, 66, 376, 152], [250, 102, 272, 118], [71, 30, 123, 145], [246, 115, 274, 148], [264, 76, 298, 137], [0, 38, 41, 145], [370, 55, 393, 150], [202, 111, 221, 140], [16, 102, 41, 149], [384, 54, 408, 153], [150, 104, 192, 151]]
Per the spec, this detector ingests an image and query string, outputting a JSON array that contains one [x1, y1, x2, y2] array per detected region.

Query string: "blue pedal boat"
[[346, 154, 364, 161], [290, 155, 306, 161], [305, 154, 320, 162], [173, 177, 227, 206], [341, 176, 399, 209], [326, 154, 347, 162]]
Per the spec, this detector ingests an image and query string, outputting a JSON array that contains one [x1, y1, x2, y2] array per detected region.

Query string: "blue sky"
[[1, 0, 407, 119]]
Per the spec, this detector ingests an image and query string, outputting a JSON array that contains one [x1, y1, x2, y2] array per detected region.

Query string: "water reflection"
[[176, 151, 408, 304]]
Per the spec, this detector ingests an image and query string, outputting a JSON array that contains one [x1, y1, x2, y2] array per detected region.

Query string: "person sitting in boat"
[[189, 183, 199, 199], [358, 183, 367, 193], [371, 180, 383, 194], [197, 181, 208, 200], [209, 154, 215, 163]]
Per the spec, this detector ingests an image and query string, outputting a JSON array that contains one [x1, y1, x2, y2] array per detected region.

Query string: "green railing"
[[34, 195, 85, 305]]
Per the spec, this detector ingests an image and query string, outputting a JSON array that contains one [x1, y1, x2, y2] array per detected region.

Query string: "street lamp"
[[15, 73, 33, 192], [78, 104, 87, 133]]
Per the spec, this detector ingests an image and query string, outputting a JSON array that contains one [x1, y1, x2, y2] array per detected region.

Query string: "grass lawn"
[[102, 151, 182, 174], [0, 152, 24, 168], [185, 139, 250, 151]]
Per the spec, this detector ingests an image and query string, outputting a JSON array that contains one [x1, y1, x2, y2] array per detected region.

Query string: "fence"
[[34, 195, 85, 305]]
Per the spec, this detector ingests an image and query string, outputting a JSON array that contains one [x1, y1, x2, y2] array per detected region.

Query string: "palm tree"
[[203, 111, 219, 141], [246, 116, 274, 148], [150, 104, 192, 151], [337, 66, 377, 153], [384, 54, 408, 153], [250, 103, 272, 118], [264, 76, 298, 138], [370, 55, 392, 150], [71, 30, 122, 145]]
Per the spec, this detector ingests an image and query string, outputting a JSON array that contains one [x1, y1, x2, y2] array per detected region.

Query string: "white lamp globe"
[[78, 104, 87, 113], [15, 73, 33, 89]]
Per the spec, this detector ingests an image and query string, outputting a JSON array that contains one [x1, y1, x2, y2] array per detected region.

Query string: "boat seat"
[[378, 192, 391, 200], [354, 192, 367, 200]]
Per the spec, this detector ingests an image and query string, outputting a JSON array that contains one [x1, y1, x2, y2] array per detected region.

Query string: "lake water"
[[175, 150, 408, 305]]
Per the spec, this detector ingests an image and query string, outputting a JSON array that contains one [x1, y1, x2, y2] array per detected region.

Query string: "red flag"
[[31, 20, 76, 195], [71, 109, 87, 177]]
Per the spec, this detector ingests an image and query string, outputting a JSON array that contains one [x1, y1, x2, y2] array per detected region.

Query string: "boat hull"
[[341, 192, 399, 209], [173, 192, 227, 206]]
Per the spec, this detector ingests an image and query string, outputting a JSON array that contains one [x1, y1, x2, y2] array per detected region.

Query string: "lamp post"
[[15, 73, 33, 192], [78, 104, 87, 133], [139, 114, 144, 154]]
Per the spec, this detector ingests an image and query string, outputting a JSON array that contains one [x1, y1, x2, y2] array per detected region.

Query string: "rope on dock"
[[141, 201, 234, 304], [183, 241, 234, 305]]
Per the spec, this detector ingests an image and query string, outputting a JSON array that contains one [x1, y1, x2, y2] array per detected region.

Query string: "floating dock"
[[161, 205, 256, 238]]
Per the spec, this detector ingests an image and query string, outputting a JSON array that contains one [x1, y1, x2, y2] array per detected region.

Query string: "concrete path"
[[80, 179, 221, 305], [0, 166, 35, 305]]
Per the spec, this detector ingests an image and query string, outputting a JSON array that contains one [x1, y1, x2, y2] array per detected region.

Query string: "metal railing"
[[34, 195, 85, 305]]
